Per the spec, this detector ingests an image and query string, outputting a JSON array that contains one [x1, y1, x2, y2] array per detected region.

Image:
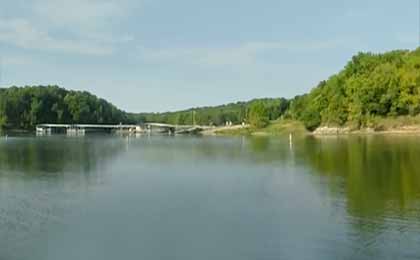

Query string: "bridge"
[[36, 123, 213, 135]]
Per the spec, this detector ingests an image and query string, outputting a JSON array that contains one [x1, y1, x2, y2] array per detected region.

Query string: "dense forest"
[[134, 48, 420, 130], [131, 98, 288, 127], [286, 48, 420, 130], [0, 85, 287, 130], [0, 86, 128, 130], [1, 48, 419, 131]]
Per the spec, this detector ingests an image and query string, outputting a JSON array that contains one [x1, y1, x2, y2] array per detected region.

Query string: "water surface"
[[1, 134, 420, 260]]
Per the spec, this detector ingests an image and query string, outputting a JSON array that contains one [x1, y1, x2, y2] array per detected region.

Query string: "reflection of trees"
[[125, 136, 294, 165], [297, 136, 420, 223], [0, 136, 127, 258], [1, 134, 419, 258], [249, 137, 270, 153], [7, 134, 418, 225], [0, 136, 125, 178], [136, 135, 420, 229]]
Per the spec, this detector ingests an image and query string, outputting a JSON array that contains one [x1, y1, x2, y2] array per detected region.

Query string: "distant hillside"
[[0, 86, 129, 130], [133, 49, 420, 130], [131, 98, 289, 126], [286, 48, 420, 130], [0, 85, 288, 130], [3, 48, 418, 132]]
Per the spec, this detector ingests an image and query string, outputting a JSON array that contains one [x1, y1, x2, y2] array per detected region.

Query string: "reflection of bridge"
[[36, 123, 213, 135]]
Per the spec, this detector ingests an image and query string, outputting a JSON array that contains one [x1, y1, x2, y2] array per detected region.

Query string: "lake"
[[1, 134, 420, 260]]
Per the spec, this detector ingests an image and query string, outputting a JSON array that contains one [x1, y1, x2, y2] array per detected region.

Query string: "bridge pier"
[[36, 126, 52, 135], [66, 127, 85, 136], [169, 127, 176, 135]]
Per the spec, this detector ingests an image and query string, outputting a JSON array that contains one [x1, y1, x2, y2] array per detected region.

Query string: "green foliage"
[[0, 86, 288, 130], [132, 98, 289, 126], [3, 48, 419, 132], [248, 101, 270, 128], [287, 48, 420, 130], [301, 107, 321, 131], [0, 86, 128, 130]]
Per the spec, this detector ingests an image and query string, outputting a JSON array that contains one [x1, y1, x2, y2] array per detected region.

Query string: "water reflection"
[[297, 136, 420, 220], [0, 135, 125, 176], [0, 134, 419, 259], [0, 135, 127, 260]]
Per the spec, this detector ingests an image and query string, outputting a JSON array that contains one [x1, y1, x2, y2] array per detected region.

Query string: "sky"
[[0, 0, 419, 112]]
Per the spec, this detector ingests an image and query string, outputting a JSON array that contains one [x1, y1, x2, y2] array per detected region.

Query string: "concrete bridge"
[[36, 123, 213, 135]]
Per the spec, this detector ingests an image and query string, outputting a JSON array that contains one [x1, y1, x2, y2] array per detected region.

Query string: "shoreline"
[[5, 124, 420, 137], [204, 122, 420, 137], [311, 126, 420, 136]]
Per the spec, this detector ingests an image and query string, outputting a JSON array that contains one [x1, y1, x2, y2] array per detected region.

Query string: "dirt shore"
[[312, 126, 420, 135]]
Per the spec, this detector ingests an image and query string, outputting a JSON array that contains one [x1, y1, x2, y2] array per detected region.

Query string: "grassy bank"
[[211, 120, 308, 136], [212, 115, 420, 137]]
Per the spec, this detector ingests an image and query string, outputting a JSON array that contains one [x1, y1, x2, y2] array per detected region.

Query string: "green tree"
[[248, 101, 269, 128], [0, 86, 128, 130]]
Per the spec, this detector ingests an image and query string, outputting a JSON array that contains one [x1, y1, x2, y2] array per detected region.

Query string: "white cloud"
[[138, 46, 254, 66], [138, 40, 346, 67], [0, 18, 113, 55], [33, 0, 128, 30], [0, 1, 138, 55]]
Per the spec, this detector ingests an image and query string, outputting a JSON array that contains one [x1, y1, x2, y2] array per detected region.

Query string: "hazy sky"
[[0, 0, 419, 112]]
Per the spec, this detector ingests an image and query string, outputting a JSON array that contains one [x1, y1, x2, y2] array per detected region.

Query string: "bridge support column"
[[169, 127, 175, 135], [36, 127, 51, 136], [66, 127, 85, 136]]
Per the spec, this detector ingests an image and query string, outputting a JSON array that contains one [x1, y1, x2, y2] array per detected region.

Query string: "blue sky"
[[0, 0, 419, 112]]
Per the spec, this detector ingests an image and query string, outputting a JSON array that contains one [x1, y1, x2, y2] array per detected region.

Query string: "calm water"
[[1, 134, 420, 260]]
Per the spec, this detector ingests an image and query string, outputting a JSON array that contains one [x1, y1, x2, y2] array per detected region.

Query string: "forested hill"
[[133, 48, 420, 130], [286, 48, 420, 130], [1, 48, 419, 131], [130, 98, 289, 126], [0, 85, 288, 130], [0, 86, 128, 130]]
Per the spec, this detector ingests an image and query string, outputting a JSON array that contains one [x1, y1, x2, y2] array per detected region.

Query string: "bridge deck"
[[37, 123, 213, 129], [36, 124, 214, 136], [37, 124, 140, 129]]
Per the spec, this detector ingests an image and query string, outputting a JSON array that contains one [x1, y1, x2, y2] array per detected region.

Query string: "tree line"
[[133, 48, 420, 130], [1, 48, 419, 131], [0, 86, 128, 130], [0, 85, 286, 130], [131, 98, 288, 127], [286, 48, 420, 130]]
